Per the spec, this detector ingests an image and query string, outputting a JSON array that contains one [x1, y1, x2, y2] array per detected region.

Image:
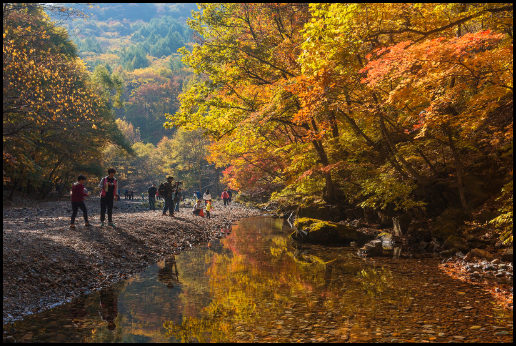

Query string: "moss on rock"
[[293, 218, 374, 244], [294, 217, 319, 229]]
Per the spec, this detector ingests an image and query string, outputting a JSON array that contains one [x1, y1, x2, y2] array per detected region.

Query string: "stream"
[[3, 216, 513, 342]]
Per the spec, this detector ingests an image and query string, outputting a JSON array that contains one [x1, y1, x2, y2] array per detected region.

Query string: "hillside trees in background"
[[100, 126, 221, 196], [54, 4, 196, 147], [162, 128, 222, 193], [33, 3, 202, 194], [122, 67, 185, 144], [3, 3, 132, 199]]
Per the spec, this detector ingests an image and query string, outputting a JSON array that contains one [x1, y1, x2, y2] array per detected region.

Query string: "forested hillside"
[[60, 3, 224, 195], [59, 3, 196, 144], [4, 3, 224, 199]]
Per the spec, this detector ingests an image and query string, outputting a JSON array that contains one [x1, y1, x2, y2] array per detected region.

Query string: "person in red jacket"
[[70, 175, 90, 229], [221, 189, 230, 207]]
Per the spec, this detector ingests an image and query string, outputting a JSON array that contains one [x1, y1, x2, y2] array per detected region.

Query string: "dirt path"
[[3, 196, 262, 323]]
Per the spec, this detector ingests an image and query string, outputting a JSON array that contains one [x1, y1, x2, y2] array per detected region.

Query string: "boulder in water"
[[502, 248, 513, 262], [442, 235, 470, 252], [359, 240, 383, 256], [468, 248, 494, 261], [293, 218, 373, 244]]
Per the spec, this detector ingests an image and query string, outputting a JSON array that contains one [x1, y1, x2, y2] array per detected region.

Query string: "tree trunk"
[[8, 178, 21, 200], [40, 159, 62, 199], [447, 127, 469, 212], [199, 160, 202, 191], [337, 108, 410, 180], [379, 115, 428, 185]]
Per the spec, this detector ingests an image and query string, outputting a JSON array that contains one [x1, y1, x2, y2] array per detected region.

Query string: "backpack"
[[158, 182, 167, 197]]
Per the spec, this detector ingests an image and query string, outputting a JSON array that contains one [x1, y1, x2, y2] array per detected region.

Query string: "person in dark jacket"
[[162, 176, 175, 217], [99, 168, 117, 227], [148, 184, 157, 210], [70, 175, 90, 228]]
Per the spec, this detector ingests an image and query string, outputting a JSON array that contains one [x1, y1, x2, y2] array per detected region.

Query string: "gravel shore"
[[3, 196, 262, 323]]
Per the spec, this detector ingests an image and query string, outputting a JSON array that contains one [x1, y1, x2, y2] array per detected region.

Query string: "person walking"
[[203, 189, 212, 206], [148, 184, 157, 210], [99, 168, 117, 227], [221, 189, 230, 207], [124, 188, 128, 200], [162, 175, 175, 217], [174, 186, 182, 213], [156, 189, 160, 201], [227, 189, 232, 204], [70, 175, 90, 228]]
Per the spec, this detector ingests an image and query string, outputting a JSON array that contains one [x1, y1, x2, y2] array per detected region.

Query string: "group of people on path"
[[70, 169, 236, 227], [123, 189, 135, 200]]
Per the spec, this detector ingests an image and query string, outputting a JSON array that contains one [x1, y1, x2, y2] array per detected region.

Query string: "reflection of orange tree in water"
[[164, 230, 333, 342], [163, 218, 413, 342]]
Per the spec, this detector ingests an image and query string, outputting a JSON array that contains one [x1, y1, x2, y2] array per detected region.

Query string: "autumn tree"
[[291, 3, 513, 216], [165, 4, 348, 202], [3, 3, 131, 198]]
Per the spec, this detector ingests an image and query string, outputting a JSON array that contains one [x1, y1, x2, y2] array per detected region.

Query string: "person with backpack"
[[158, 181, 167, 200], [99, 168, 117, 227], [221, 189, 230, 207], [161, 175, 175, 217], [148, 184, 157, 210], [70, 175, 90, 229], [203, 189, 212, 206]]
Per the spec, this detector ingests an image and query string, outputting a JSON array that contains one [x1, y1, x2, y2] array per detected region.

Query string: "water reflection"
[[157, 256, 179, 289], [3, 217, 513, 343], [99, 287, 118, 330]]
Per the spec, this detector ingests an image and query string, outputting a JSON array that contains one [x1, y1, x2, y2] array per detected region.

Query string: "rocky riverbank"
[[3, 196, 262, 324], [289, 216, 513, 310]]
